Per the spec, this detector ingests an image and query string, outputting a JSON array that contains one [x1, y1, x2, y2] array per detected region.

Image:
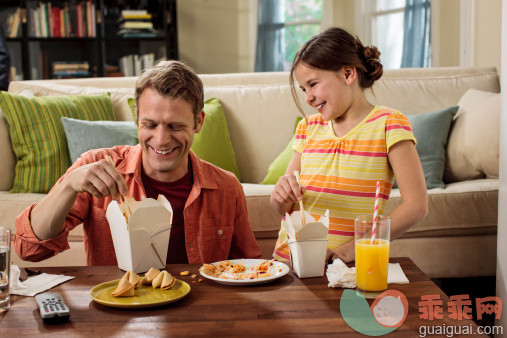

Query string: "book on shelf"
[[52, 61, 91, 78], [119, 21, 153, 30], [29, 1, 96, 38], [121, 9, 148, 16], [118, 53, 155, 77], [6, 8, 22, 38]]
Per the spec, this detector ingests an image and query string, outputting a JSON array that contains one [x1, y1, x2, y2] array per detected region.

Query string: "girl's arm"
[[270, 151, 306, 216], [328, 140, 428, 263], [386, 139, 428, 238]]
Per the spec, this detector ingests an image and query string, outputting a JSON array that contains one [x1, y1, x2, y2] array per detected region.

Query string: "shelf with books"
[[0, 0, 178, 80]]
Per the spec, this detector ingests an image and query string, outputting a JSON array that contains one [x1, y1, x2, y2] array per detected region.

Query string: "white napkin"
[[326, 258, 357, 288], [326, 259, 409, 288], [9, 265, 75, 296], [387, 263, 409, 284]]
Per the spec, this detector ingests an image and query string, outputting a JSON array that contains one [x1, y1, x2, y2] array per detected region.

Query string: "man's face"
[[137, 87, 204, 182]]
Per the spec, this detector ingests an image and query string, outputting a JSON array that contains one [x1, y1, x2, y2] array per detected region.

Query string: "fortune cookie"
[[152, 270, 167, 288], [142, 268, 161, 285], [112, 271, 140, 297], [160, 272, 176, 290]]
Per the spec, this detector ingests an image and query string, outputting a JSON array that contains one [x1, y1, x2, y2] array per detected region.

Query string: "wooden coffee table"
[[2, 258, 487, 336]]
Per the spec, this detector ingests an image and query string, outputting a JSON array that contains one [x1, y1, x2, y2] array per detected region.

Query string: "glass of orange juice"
[[355, 215, 391, 297]]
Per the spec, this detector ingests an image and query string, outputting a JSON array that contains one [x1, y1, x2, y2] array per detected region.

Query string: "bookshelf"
[[1, 0, 178, 80]]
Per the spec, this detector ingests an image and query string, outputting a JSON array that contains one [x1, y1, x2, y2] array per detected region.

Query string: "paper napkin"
[[326, 259, 409, 288], [387, 263, 410, 284], [9, 265, 75, 296]]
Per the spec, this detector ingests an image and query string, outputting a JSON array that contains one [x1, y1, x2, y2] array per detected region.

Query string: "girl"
[[271, 27, 428, 263]]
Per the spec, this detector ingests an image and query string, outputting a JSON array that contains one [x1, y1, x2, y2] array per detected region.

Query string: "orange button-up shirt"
[[14, 145, 261, 265]]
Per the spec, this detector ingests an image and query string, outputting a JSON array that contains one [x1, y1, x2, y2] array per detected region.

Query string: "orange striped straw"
[[371, 181, 381, 245]]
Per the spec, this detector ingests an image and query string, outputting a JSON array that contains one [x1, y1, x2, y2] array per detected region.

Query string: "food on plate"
[[201, 264, 220, 277], [200, 259, 278, 280], [160, 271, 176, 290], [142, 268, 161, 285], [140, 268, 176, 290], [111, 271, 141, 297], [253, 259, 274, 272]]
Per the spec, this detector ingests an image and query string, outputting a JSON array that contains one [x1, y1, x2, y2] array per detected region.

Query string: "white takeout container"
[[285, 210, 329, 278], [106, 195, 173, 274]]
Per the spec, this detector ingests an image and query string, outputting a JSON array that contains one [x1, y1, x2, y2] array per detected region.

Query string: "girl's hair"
[[290, 27, 383, 115]]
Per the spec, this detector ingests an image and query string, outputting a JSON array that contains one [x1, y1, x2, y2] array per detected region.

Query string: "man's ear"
[[194, 110, 205, 133], [343, 66, 357, 85]]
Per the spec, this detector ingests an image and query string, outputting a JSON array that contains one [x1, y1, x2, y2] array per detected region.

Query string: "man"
[[14, 61, 261, 265]]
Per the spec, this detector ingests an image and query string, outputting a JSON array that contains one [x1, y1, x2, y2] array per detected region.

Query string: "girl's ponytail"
[[362, 45, 383, 84]]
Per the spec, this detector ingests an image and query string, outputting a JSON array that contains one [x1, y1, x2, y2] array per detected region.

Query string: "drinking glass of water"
[[0, 227, 10, 312]]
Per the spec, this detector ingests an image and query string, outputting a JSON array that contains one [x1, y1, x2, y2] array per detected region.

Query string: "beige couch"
[[1, 67, 500, 279]]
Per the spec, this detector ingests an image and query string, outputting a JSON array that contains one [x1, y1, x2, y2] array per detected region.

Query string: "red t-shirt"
[[141, 166, 193, 264]]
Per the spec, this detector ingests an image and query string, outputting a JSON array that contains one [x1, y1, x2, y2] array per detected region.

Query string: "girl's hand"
[[326, 241, 355, 263], [270, 151, 305, 215], [270, 173, 306, 215]]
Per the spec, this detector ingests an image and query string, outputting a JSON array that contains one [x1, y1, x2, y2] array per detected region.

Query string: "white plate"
[[199, 259, 290, 286]]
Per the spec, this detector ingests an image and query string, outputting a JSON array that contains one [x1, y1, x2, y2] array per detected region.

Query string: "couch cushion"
[[242, 179, 498, 237], [205, 85, 310, 183], [460, 89, 500, 178], [0, 92, 115, 193], [444, 90, 500, 182], [386, 179, 498, 237], [8, 82, 135, 122], [397, 106, 458, 189], [0, 111, 15, 191], [260, 116, 302, 184], [62, 117, 139, 163]]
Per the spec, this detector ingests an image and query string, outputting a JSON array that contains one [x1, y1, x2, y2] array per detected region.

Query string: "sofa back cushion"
[[0, 92, 115, 193], [5, 67, 500, 185], [445, 89, 501, 182]]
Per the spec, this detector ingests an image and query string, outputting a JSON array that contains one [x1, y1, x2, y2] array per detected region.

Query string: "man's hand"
[[64, 159, 128, 200]]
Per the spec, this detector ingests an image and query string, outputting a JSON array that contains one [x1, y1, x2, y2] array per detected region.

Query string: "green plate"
[[90, 278, 191, 309]]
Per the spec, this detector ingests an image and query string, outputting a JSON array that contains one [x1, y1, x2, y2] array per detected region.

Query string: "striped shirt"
[[273, 106, 416, 261]]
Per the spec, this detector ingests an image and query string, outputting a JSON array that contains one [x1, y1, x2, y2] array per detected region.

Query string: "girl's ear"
[[342, 66, 357, 85]]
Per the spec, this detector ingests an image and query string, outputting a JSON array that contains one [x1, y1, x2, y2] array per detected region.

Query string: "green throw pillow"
[[260, 116, 303, 184], [0, 92, 115, 193], [62, 117, 139, 163], [128, 97, 240, 179], [394, 106, 459, 190]]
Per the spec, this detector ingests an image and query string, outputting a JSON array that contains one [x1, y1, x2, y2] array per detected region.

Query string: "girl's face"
[[295, 63, 353, 121]]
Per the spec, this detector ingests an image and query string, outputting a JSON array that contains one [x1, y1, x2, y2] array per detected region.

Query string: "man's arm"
[[30, 158, 128, 240]]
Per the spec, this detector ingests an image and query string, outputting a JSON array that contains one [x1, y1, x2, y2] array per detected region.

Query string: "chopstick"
[[105, 155, 132, 222], [293, 170, 307, 227]]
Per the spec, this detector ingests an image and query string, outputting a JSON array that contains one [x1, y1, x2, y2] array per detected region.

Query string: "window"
[[362, 0, 406, 69], [282, 0, 323, 70]]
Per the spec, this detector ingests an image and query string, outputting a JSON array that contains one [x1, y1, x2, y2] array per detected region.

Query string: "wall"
[[177, 0, 245, 74], [496, 1, 506, 334], [176, 0, 502, 74], [473, 0, 502, 73], [432, 0, 460, 67]]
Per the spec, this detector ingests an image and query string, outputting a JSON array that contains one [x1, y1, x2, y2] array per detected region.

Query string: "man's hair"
[[135, 60, 204, 127]]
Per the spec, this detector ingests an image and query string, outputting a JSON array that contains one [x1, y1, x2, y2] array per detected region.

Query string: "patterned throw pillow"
[[0, 92, 115, 193]]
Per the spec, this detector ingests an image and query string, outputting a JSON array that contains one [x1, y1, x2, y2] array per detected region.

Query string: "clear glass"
[[372, 11, 404, 69], [355, 215, 391, 298], [0, 227, 11, 312]]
